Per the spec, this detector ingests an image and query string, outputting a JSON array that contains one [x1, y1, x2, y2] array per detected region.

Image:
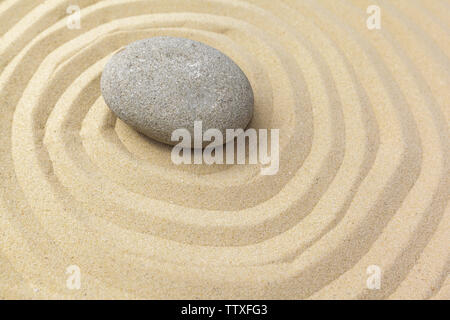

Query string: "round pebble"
[[101, 36, 254, 146]]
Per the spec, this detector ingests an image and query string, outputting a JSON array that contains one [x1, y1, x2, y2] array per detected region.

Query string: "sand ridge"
[[0, 0, 448, 299]]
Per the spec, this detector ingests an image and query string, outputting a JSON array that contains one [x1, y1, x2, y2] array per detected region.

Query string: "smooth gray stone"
[[101, 36, 254, 147]]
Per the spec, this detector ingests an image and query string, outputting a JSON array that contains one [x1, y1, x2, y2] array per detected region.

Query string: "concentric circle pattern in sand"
[[0, 0, 448, 299]]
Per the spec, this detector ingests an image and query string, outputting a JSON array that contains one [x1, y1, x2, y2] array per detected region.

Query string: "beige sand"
[[0, 0, 448, 299]]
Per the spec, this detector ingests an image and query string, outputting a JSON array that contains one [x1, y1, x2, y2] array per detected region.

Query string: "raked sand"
[[0, 0, 448, 299]]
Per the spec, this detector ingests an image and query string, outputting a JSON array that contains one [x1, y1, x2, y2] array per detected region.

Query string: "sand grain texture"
[[0, 0, 448, 299]]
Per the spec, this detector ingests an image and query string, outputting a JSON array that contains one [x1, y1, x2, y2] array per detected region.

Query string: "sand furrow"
[[0, 0, 447, 299]]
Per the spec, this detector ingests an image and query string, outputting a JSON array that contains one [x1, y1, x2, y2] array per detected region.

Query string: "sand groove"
[[0, 0, 448, 299]]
